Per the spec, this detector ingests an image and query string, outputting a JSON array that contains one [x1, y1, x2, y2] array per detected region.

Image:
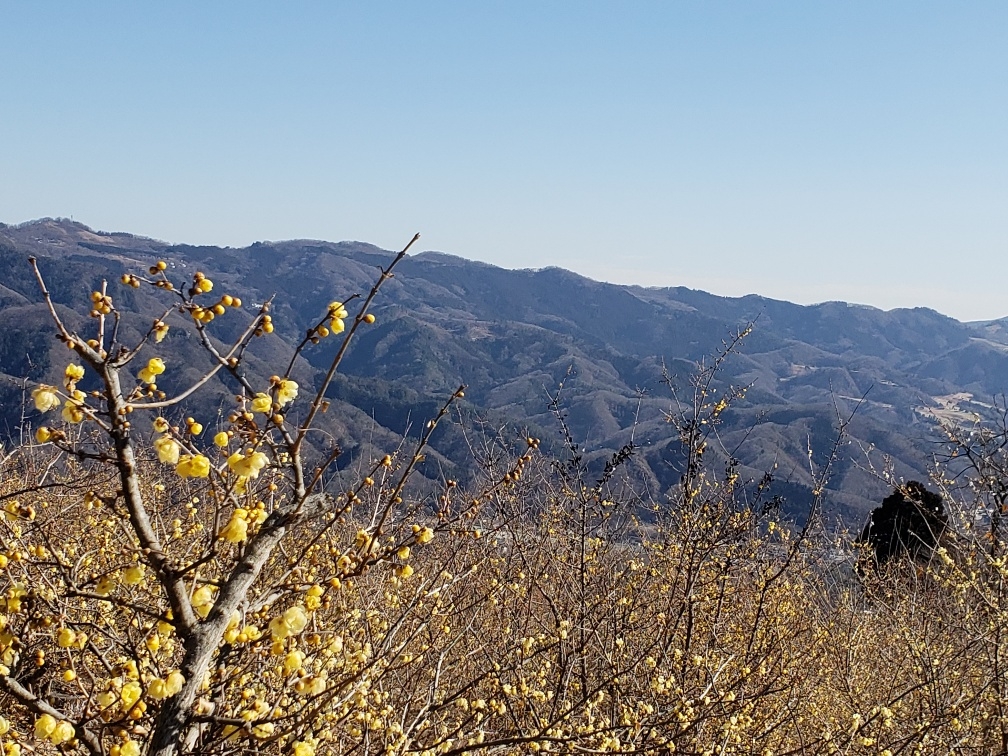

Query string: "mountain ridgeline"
[[2, 218, 1006, 522]]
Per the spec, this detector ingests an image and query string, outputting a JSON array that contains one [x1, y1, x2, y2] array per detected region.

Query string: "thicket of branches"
[[2, 242, 1008, 755]]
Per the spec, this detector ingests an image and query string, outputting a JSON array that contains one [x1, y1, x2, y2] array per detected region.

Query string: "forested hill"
[[2, 217, 1007, 522]]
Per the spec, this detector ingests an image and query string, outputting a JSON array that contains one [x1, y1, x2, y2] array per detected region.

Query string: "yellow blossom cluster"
[[89, 289, 113, 317], [34, 715, 75, 746], [219, 505, 266, 543], [189, 278, 244, 324]]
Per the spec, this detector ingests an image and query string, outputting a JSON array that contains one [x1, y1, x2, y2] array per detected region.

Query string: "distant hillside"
[[2, 218, 1005, 523]]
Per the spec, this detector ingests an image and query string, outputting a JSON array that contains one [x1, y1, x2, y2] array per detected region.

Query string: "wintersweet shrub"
[[2, 242, 1008, 755]]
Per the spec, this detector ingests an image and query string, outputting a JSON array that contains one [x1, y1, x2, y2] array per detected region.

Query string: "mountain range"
[[2, 217, 1006, 523]]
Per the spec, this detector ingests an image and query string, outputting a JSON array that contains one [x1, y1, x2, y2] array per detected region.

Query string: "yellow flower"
[[149, 672, 183, 700], [292, 739, 317, 756], [50, 720, 75, 745], [277, 379, 298, 407], [123, 659, 139, 680], [197, 277, 213, 293], [153, 320, 169, 343], [192, 586, 215, 618], [64, 363, 85, 384], [165, 670, 185, 695], [122, 740, 142, 756], [34, 713, 57, 740], [251, 392, 273, 414], [176, 454, 211, 479], [61, 400, 85, 424], [192, 586, 212, 605], [123, 564, 145, 585], [284, 606, 308, 633], [56, 627, 76, 648], [269, 605, 309, 640], [220, 512, 249, 543], [154, 435, 181, 465], [213, 431, 230, 447], [227, 450, 268, 479], [252, 722, 275, 739], [306, 674, 326, 695], [224, 610, 241, 642], [148, 678, 168, 700], [32, 385, 61, 412], [139, 357, 166, 384], [327, 301, 348, 333], [153, 416, 170, 433], [35, 426, 52, 443], [121, 681, 142, 708]]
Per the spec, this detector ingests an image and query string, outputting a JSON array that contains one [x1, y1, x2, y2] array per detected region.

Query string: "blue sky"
[[2, 2, 1006, 320]]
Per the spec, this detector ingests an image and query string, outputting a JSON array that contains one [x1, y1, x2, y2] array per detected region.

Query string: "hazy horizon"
[[8, 213, 1002, 324]]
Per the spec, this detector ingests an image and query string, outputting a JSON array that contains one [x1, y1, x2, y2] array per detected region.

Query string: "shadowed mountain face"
[[2, 218, 1005, 523]]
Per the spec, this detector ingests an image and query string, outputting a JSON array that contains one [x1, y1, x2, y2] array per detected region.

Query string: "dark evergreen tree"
[[859, 481, 948, 566]]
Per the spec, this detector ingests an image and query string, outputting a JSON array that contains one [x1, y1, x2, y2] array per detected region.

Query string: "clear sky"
[[2, 2, 1006, 321]]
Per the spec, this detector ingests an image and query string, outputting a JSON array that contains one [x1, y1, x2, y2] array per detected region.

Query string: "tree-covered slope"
[[2, 218, 1004, 522]]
